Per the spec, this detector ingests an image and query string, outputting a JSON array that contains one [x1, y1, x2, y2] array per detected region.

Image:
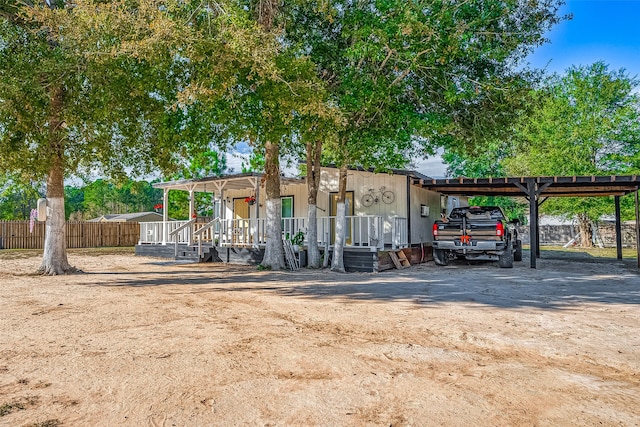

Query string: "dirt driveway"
[[1, 250, 639, 426]]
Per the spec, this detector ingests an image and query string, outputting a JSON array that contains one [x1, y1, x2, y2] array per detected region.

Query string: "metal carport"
[[412, 175, 640, 268]]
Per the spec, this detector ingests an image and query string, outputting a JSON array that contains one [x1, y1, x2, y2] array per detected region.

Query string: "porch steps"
[[389, 250, 411, 270], [176, 246, 200, 262]]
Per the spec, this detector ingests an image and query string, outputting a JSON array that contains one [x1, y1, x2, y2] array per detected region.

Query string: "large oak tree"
[[0, 0, 239, 273]]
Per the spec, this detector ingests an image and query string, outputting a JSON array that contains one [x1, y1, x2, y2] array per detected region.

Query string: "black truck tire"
[[498, 244, 514, 268], [514, 239, 523, 261], [433, 249, 449, 266]]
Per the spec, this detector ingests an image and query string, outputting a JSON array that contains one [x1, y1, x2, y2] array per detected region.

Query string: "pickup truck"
[[432, 206, 522, 268]]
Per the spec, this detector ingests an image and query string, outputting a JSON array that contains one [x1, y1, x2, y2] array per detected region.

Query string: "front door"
[[233, 198, 250, 244], [234, 198, 249, 219], [329, 191, 354, 244]]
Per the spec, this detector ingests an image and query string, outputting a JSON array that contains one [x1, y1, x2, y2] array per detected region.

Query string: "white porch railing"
[[139, 221, 190, 244], [139, 215, 405, 252], [318, 215, 384, 251], [392, 217, 409, 250], [194, 217, 221, 257], [170, 218, 196, 256]]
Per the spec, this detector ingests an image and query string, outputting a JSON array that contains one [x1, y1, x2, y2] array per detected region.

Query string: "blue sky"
[[419, 0, 640, 177], [527, 0, 640, 78]]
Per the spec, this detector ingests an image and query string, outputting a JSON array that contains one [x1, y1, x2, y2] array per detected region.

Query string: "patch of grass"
[[533, 245, 637, 259], [0, 247, 135, 260], [0, 249, 43, 260], [0, 401, 25, 416], [68, 247, 135, 257], [257, 264, 272, 271]]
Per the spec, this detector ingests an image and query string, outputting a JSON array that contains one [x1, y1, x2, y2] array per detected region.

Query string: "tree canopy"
[[506, 62, 640, 245], [443, 62, 640, 245], [0, 0, 572, 271]]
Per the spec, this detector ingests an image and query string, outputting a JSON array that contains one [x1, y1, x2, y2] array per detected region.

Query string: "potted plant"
[[290, 230, 305, 252], [244, 196, 256, 205]]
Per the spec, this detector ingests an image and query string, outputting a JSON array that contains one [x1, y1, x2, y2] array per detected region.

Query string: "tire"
[[498, 246, 514, 268], [514, 239, 523, 261], [362, 194, 374, 207], [433, 249, 449, 266], [381, 191, 395, 204]]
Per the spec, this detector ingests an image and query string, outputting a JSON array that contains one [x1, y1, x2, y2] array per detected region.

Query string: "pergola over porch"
[[413, 175, 640, 268], [151, 173, 304, 245]]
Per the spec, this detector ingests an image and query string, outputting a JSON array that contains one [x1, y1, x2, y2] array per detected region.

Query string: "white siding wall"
[[319, 169, 407, 216], [221, 182, 308, 220], [409, 185, 442, 244], [318, 168, 408, 244], [279, 182, 308, 218]]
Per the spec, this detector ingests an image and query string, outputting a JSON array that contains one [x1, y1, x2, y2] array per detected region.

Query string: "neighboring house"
[[89, 212, 164, 223], [135, 166, 467, 271]]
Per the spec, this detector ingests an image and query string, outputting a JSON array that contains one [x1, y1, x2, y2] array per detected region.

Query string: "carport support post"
[[615, 196, 622, 260], [635, 190, 640, 268], [527, 179, 538, 269], [536, 212, 541, 259]]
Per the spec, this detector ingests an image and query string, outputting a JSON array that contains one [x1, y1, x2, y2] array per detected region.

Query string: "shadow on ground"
[[84, 249, 640, 311]]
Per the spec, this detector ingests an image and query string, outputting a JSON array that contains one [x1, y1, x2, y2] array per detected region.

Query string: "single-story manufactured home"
[[135, 166, 465, 271]]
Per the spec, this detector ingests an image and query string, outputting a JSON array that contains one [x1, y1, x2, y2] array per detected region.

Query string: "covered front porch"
[[136, 172, 410, 270]]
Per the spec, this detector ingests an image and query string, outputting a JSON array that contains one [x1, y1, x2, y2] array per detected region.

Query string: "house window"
[[281, 196, 293, 218], [281, 196, 294, 237]]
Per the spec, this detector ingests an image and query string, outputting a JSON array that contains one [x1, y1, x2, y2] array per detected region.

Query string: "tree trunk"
[[38, 85, 76, 275], [331, 165, 348, 273], [306, 139, 322, 268], [260, 140, 285, 270], [577, 213, 593, 248]]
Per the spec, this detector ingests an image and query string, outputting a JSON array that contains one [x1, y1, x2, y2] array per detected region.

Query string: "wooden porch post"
[[188, 188, 195, 246]]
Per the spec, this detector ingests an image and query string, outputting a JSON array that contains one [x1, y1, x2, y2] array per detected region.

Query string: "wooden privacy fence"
[[0, 221, 140, 249]]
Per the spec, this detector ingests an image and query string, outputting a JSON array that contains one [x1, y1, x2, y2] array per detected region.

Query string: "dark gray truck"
[[432, 206, 522, 268]]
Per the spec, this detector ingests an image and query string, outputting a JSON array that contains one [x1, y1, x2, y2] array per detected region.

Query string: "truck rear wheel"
[[498, 247, 514, 268], [433, 249, 449, 266], [514, 239, 523, 261]]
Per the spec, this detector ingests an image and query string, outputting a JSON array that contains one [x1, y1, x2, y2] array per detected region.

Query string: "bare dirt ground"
[[1, 249, 639, 427]]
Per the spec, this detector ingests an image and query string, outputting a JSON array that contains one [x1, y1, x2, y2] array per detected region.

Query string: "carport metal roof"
[[412, 175, 640, 269], [412, 175, 640, 198]]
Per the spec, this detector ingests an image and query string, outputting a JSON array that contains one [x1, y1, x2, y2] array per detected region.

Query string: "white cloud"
[[409, 150, 448, 178]]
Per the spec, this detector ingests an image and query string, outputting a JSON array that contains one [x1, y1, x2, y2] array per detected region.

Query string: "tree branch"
[[379, 45, 393, 72]]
